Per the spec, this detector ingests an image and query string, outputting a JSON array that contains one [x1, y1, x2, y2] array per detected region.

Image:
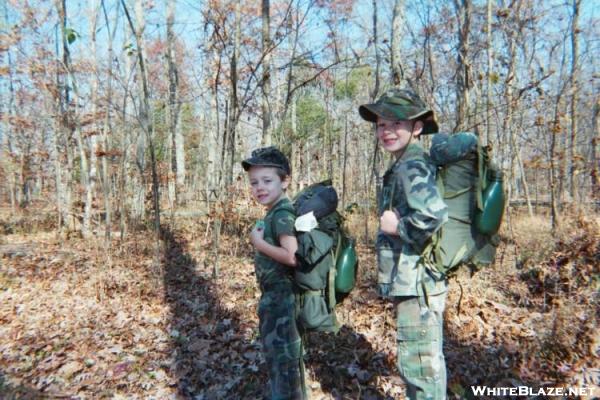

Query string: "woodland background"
[[0, 0, 598, 399]]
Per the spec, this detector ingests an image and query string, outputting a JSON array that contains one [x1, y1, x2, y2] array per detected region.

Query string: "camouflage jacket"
[[255, 197, 296, 292], [377, 142, 448, 297]]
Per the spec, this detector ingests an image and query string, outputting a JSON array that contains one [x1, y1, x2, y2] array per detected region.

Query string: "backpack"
[[291, 180, 358, 333], [426, 132, 505, 275]]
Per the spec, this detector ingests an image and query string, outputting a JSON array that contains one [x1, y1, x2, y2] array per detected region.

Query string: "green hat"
[[358, 89, 439, 134], [241, 146, 291, 175]]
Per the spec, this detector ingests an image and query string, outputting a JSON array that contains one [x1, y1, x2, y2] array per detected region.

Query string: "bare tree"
[[390, 0, 405, 86], [453, 0, 471, 131], [485, 0, 493, 146], [262, 0, 272, 146], [166, 1, 184, 205], [100, 0, 118, 240], [56, 0, 92, 235], [569, 0, 581, 203], [592, 95, 600, 197], [121, 0, 160, 235], [225, 1, 241, 186], [87, 0, 101, 238]]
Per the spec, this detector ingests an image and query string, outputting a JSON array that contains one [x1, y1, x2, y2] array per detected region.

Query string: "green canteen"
[[475, 170, 505, 235], [335, 239, 357, 293]]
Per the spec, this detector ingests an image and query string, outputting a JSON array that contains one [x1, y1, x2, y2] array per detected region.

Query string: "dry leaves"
[[1, 212, 598, 399]]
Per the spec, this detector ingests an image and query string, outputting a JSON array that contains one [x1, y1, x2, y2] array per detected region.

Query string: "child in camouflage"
[[359, 89, 449, 400], [242, 147, 306, 400]]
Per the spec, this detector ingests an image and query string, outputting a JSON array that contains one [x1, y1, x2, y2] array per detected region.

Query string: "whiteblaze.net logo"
[[470, 386, 596, 397]]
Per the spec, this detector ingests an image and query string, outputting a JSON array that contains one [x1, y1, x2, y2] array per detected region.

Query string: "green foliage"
[[151, 101, 168, 163], [65, 28, 78, 45], [344, 202, 359, 214], [123, 43, 136, 56], [334, 67, 371, 100], [181, 103, 207, 171], [489, 72, 500, 84], [296, 95, 328, 140]]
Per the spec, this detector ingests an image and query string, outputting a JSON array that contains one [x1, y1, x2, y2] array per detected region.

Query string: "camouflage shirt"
[[377, 142, 448, 297], [255, 197, 296, 291]]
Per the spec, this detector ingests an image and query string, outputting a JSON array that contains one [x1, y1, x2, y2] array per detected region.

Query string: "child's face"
[[376, 118, 422, 155], [248, 166, 289, 209]]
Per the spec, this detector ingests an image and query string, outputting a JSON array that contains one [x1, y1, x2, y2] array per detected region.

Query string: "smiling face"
[[376, 118, 423, 156], [248, 166, 289, 209]]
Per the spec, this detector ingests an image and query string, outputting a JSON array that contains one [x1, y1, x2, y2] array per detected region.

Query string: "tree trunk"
[[592, 96, 600, 198], [261, 0, 272, 146], [132, 0, 146, 222], [57, 0, 90, 235], [50, 105, 66, 229], [166, 1, 184, 204], [342, 101, 349, 210], [500, 0, 522, 212], [453, 0, 471, 131], [3, 0, 17, 213], [454, 0, 471, 130], [291, 95, 298, 191], [390, 0, 405, 86], [277, 4, 300, 132], [371, 0, 382, 207], [100, 0, 117, 240], [569, 0, 581, 203], [87, 0, 101, 238], [226, 1, 241, 186], [485, 0, 493, 146], [122, 0, 160, 235], [550, 113, 561, 232]]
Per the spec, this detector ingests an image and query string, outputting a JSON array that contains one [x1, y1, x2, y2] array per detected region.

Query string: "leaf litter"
[[0, 213, 598, 399]]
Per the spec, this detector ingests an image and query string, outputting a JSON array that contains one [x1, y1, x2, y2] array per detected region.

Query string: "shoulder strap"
[[476, 141, 488, 211], [326, 233, 342, 331]]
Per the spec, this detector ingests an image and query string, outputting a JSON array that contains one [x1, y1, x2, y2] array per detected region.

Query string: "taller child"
[[242, 147, 306, 400], [359, 89, 449, 400]]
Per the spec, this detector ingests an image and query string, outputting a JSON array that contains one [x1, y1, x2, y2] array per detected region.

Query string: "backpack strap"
[[326, 233, 342, 332], [475, 141, 487, 211]]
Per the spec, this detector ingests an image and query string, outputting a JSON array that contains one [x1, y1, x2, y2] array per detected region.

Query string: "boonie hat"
[[359, 89, 439, 134], [241, 146, 291, 175]]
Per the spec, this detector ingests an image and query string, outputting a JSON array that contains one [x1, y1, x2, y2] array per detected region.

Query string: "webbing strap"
[[416, 262, 430, 308], [476, 141, 486, 211], [448, 215, 472, 225], [443, 185, 473, 200], [388, 178, 395, 211], [421, 232, 444, 275], [304, 289, 323, 296], [327, 235, 342, 332], [449, 243, 469, 268]]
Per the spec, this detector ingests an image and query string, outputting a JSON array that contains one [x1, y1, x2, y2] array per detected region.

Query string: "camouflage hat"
[[241, 146, 291, 175], [358, 89, 439, 134]]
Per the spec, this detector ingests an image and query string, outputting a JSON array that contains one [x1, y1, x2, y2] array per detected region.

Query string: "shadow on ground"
[[0, 371, 46, 400], [160, 225, 396, 399]]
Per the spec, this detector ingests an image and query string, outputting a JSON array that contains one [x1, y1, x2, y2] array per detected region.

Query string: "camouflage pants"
[[394, 293, 447, 400], [258, 285, 306, 400]]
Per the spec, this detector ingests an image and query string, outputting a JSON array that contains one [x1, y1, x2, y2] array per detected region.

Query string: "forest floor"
[[0, 205, 598, 400]]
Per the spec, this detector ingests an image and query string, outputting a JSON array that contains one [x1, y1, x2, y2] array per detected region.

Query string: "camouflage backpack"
[[292, 181, 358, 333], [426, 132, 505, 275]]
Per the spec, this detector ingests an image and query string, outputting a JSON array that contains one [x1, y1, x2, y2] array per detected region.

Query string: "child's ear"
[[413, 120, 424, 138], [281, 176, 291, 190]]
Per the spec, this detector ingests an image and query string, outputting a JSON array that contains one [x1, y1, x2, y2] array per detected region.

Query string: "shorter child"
[[242, 146, 306, 400]]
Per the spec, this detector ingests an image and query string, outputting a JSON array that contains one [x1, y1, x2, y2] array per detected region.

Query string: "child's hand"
[[380, 210, 400, 235], [250, 226, 265, 246]]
